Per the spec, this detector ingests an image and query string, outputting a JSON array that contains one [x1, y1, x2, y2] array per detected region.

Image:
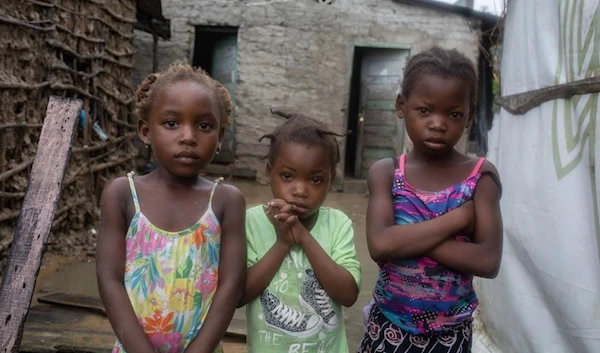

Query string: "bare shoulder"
[[475, 159, 502, 198], [480, 160, 500, 179], [101, 176, 130, 204], [367, 158, 395, 184], [214, 182, 245, 203], [213, 182, 246, 221]]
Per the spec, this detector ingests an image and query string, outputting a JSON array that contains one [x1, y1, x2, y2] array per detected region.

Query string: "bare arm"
[[293, 222, 359, 307], [238, 204, 296, 307], [427, 164, 503, 278], [96, 178, 155, 353], [187, 185, 247, 353], [366, 159, 471, 263], [238, 240, 292, 307]]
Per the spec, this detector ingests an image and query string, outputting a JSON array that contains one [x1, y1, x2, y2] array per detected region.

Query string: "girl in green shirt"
[[238, 110, 362, 353]]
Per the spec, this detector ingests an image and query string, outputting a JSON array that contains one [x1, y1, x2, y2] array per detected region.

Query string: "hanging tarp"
[[473, 1, 600, 352]]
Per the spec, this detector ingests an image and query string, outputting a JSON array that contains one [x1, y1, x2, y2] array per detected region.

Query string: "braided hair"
[[135, 61, 232, 125], [259, 108, 350, 174], [401, 46, 478, 113]]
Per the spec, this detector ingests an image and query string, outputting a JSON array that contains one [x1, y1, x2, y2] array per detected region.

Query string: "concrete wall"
[[132, 0, 481, 182]]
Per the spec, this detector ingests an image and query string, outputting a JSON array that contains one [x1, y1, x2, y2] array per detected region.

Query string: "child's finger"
[[279, 204, 295, 214], [285, 215, 298, 226], [274, 212, 292, 220], [268, 199, 289, 210]]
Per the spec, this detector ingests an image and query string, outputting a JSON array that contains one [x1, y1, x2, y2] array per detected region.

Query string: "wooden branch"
[[50, 213, 69, 231], [50, 65, 133, 92], [106, 47, 134, 57], [97, 85, 135, 105], [0, 82, 50, 90], [497, 76, 600, 115], [65, 155, 134, 186], [100, 6, 137, 23], [25, 0, 135, 24], [0, 123, 43, 131], [0, 96, 81, 352], [72, 132, 136, 153], [51, 83, 100, 101], [112, 118, 137, 130], [0, 210, 21, 223], [0, 15, 56, 32], [0, 239, 12, 253], [46, 39, 133, 69], [0, 198, 87, 223], [90, 156, 134, 173], [0, 161, 33, 183], [24, 0, 54, 8], [56, 25, 105, 43], [0, 191, 25, 199]]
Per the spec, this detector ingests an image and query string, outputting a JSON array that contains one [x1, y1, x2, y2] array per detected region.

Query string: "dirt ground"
[[21, 179, 377, 352]]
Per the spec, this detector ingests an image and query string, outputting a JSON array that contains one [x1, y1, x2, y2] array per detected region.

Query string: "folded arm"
[[427, 163, 503, 278], [366, 159, 469, 263]]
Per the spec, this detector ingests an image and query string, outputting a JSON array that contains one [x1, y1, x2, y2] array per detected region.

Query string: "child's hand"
[[452, 201, 475, 235], [265, 199, 301, 246]]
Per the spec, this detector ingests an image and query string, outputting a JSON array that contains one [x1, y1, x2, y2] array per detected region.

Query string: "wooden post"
[[0, 96, 82, 352], [152, 32, 158, 72]]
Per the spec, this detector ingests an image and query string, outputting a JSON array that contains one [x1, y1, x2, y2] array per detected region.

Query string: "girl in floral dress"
[[96, 63, 246, 353]]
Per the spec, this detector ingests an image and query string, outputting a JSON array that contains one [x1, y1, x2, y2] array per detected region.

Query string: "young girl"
[[237, 110, 362, 353], [358, 47, 503, 353], [96, 63, 246, 353]]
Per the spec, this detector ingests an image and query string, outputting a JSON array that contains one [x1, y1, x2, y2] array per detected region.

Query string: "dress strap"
[[208, 177, 224, 211], [469, 157, 486, 177], [126, 171, 141, 214], [392, 156, 400, 170], [399, 154, 406, 174]]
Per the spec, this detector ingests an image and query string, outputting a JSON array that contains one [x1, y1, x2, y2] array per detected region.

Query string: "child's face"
[[397, 74, 472, 156], [139, 80, 223, 178], [267, 142, 332, 224]]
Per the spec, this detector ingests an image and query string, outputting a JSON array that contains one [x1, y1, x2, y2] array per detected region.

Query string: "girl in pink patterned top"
[[358, 47, 503, 353]]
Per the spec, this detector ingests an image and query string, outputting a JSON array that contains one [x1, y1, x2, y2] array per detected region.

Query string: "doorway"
[[345, 46, 409, 178], [192, 26, 238, 164]]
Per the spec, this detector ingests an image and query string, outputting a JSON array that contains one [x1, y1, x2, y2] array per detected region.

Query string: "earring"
[[216, 145, 222, 155], [144, 140, 150, 148]]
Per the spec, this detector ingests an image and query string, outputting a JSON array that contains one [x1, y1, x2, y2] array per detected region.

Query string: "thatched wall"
[[0, 0, 138, 272]]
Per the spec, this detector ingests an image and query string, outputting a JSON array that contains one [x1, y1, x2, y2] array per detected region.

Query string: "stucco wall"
[[133, 0, 480, 181]]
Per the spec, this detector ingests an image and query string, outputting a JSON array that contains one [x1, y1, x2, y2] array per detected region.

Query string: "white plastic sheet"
[[473, 1, 600, 352]]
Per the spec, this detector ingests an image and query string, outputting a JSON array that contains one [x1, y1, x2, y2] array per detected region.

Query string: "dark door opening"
[[344, 48, 363, 177], [345, 46, 409, 178], [192, 26, 238, 164]]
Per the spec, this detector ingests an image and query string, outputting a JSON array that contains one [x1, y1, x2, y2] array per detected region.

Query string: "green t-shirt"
[[245, 205, 362, 353]]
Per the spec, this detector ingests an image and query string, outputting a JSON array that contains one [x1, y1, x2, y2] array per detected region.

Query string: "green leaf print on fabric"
[[177, 257, 193, 279], [193, 292, 203, 309]]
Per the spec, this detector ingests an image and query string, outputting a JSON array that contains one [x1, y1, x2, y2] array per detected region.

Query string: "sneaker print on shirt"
[[299, 269, 338, 332], [260, 290, 322, 338]]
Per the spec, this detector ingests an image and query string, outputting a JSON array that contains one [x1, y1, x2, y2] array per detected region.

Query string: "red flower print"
[[192, 225, 207, 250], [143, 310, 175, 338]]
